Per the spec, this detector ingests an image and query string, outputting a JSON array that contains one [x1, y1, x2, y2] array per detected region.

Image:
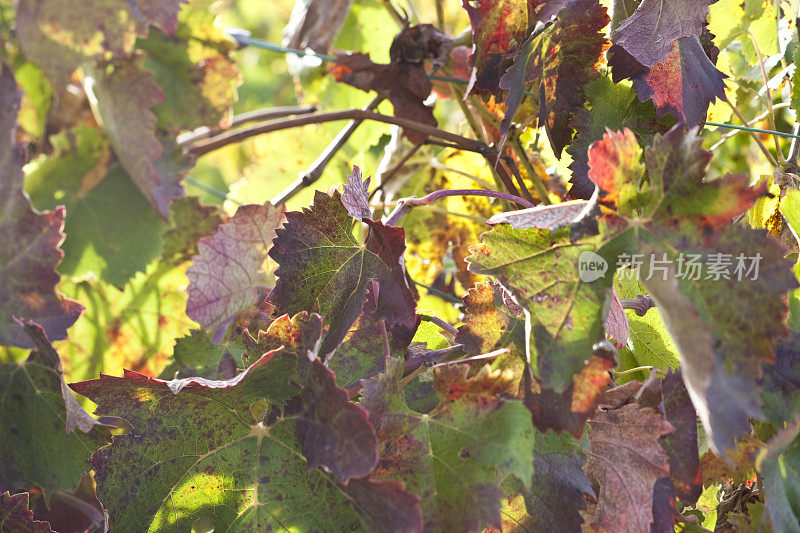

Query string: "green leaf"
[[161, 196, 225, 263], [512, 429, 594, 532], [138, 0, 240, 133], [84, 60, 183, 217], [588, 126, 795, 454], [363, 358, 534, 531], [614, 273, 680, 371], [467, 226, 611, 391], [0, 321, 108, 497], [0, 66, 84, 348], [455, 281, 526, 366], [269, 190, 417, 356], [25, 127, 167, 288], [327, 283, 418, 388], [71, 335, 421, 531], [566, 76, 669, 200], [757, 416, 800, 533]]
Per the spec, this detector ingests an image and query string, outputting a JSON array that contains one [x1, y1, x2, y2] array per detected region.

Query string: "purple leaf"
[[487, 189, 597, 231], [613, 0, 712, 67], [609, 36, 727, 128], [0, 492, 55, 533], [341, 165, 372, 221], [605, 287, 629, 349], [186, 203, 284, 342], [0, 65, 83, 348]]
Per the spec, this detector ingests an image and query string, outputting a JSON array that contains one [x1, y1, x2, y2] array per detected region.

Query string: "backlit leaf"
[[186, 203, 284, 342], [757, 416, 800, 533], [341, 165, 371, 221], [613, 0, 711, 67], [0, 322, 108, 497], [364, 357, 535, 531], [608, 35, 727, 128], [0, 492, 55, 533], [467, 225, 611, 392], [586, 403, 674, 532], [70, 342, 419, 531], [0, 65, 83, 348], [84, 60, 183, 217], [269, 190, 416, 356]]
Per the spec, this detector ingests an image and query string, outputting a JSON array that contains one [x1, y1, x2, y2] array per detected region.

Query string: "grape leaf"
[[0, 492, 55, 533], [513, 429, 594, 532], [585, 403, 674, 532], [566, 76, 670, 201], [363, 357, 535, 531], [487, 197, 598, 232], [84, 60, 184, 217], [614, 273, 681, 372], [467, 225, 611, 392], [497, 0, 608, 154], [162, 196, 225, 263], [613, 0, 711, 67], [138, 2, 240, 133], [586, 126, 795, 454], [341, 165, 371, 221], [158, 329, 238, 381], [0, 65, 83, 348], [605, 287, 629, 348], [0, 321, 108, 497], [461, 0, 529, 93], [268, 190, 416, 356], [25, 128, 168, 289], [524, 344, 615, 437], [761, 332, 800, 428], [660, 369, 701, 505], [757, 415, 800, 533], [327, 282, 419, 388], [587, 127, 644, 207], [15, 0, 185, 91], [536, 0, 609, 156], [455, 281, 526, 363], [608, 35, 727, 128], [186, 202, 284, 342], [15, 0, 137, 90], [70, 340, 422, 531], [329, 50, 434, 144]]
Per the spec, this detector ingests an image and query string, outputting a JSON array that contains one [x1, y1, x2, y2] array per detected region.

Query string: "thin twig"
[[419, 314, 458, 336], [379, 319, 392, 365], [186, 108, 490, 158], [788, 123, 800, 169], [177, 106, 318, 145], [384, 188, 536, 226], [748, 31, 787, 165], [271, 96, 382, 205], [725, 103, 780, 167], [508, 134, 551, 205]]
